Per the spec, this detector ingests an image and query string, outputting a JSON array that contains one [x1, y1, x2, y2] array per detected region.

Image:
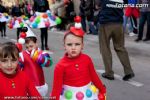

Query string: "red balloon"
[[43, 14, 48, 18]]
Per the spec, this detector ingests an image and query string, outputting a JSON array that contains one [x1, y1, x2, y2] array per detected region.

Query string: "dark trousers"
[[138, 12, 150, 39], [17, 28, 21, 39], [0, 22, 6, 36], [130, 15, 137, 34], [40, 28, 48, 47], [99, 23, 134, 76]]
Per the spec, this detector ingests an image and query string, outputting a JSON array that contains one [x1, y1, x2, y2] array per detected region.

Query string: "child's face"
[[25, 41, 37, 52], [0, 57, 18, 75], [64, 34, 83, 58]]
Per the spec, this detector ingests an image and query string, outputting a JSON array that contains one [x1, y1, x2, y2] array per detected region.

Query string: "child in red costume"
[[0, 42, 42, 100], [50, 16, 106, 100], [18, 27, 53, 96]]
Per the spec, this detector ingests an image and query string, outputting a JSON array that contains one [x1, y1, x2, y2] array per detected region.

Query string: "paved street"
[[1, 28, 150, 100]]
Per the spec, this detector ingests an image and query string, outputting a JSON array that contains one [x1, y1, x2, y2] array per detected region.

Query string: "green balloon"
[[56, 17, 62, 25], [64, 90, 72, 99], [20, 23, 24, 28], [35, 18, 40, 24]]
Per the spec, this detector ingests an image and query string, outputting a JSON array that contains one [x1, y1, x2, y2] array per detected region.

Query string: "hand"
[[98, 92, 106, 100]]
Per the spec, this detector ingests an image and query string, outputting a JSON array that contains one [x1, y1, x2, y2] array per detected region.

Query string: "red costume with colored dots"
[[0, 70, 41, 100], [51, 53, 106, 100]]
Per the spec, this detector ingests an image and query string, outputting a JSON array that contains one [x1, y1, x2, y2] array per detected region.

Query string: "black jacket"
[[79, 0, 94, 16], [33, 0, 49, 12], [0, 4, 6, 13], [11, 6, 22, 17], [98, 0, 124, 24]]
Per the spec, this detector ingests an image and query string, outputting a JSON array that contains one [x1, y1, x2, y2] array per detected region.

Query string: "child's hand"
[[98, 85, 106, 100], [98, 92, 106, 100]]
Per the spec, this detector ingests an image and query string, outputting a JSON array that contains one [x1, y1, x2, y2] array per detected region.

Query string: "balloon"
[[42, 13, 48, 18], [76, 92, 84, 100], [90, 85, 98, 93], [35, 18, 40, 24], [32, 50, 39, 61], [86, 89, 92, 98], [32, 23, 38, 28], [55, 17, 62, 25], [50, 16, 56, 21], [64, 90, 73, 99], [20, 32, 26, 38], [30, 16, 34, 22], [20, 23, 24, 28], [45, 21, 50, 27]]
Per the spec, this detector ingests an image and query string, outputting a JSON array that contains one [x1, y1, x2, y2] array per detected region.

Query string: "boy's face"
[[0, 57, 18, 75], [64, 34, 83, 58], [25, 41, 37, 52]]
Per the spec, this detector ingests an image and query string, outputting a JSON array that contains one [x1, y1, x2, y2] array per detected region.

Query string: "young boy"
[[18, 27, 53, 96], [0, 42, 41, 100], [50, 16, 106, 100]]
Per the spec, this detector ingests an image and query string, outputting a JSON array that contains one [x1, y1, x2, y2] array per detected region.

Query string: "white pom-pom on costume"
[[75, 23, 81, 29], [18, 38, 25, 44]]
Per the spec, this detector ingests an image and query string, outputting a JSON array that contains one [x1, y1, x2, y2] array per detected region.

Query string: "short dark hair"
[[25, 37, 37, 44]]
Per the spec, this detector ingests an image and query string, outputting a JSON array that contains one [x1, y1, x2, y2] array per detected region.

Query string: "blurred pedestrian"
[[135, 0, 150, 42], [98, 0, 135, 81]]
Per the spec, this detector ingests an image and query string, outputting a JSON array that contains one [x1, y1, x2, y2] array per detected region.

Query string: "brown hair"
[[25, 37, 37, 44], [0, 42, 19, 60]]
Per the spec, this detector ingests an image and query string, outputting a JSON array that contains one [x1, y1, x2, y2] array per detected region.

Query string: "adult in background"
[[135, 0, 150, 42], [98, 0, 135, 81], [79, 0, 96, 34], [0, 1, 7, 37], [11, 3, 23, 39], [33, 0, 50, 50]]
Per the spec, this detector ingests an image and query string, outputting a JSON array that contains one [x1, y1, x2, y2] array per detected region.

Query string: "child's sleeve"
[[50, 64, 64, 100], [88, 57, 106, 93]]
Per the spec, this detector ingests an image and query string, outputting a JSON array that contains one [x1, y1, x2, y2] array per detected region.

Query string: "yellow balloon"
[[90, 85, 98, 93]]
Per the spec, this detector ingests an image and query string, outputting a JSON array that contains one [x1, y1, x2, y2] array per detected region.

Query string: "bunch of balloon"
[[31, 50, 53, 67]]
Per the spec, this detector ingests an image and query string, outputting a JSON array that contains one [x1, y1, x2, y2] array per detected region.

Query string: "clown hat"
[[67, 16, 85, 37], [18, 26, 36, 44]]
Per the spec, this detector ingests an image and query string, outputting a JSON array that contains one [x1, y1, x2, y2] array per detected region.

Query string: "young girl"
[[0, 42, 42, 100], [50, 16, 106, 100]]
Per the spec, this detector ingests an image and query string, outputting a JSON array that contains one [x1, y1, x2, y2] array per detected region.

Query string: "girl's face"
[[64, 34, 83, 58], [0, 57, 18, 75]]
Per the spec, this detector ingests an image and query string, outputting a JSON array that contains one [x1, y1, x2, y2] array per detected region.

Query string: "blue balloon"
[[86, 89, 92, 98], [32, 23, 37, 28]]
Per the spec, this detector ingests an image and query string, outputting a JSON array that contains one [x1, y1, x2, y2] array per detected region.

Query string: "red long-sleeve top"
[[0, 70, 42, 100], [50, 53, 105, 100]]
